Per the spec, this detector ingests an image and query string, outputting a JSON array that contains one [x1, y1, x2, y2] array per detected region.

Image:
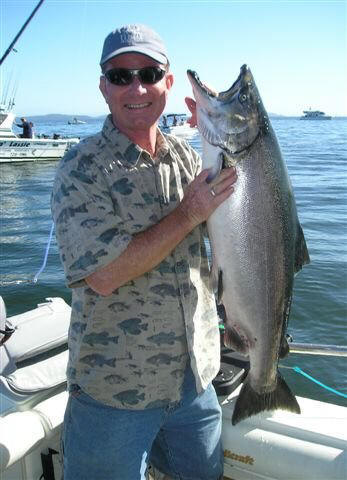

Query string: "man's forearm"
[[85, 167, 237, 296], [85, 205, 194, 296]]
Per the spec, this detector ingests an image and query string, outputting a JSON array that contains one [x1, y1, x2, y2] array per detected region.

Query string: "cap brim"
[[100, 46, 167, 66]]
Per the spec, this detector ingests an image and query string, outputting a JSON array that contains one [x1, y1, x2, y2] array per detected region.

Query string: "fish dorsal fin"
[[294, 223, 310, 273]]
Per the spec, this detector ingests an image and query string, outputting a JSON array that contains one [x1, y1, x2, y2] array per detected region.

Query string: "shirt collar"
[[101, 114, 171, 168], [154, 128, 170, 162]]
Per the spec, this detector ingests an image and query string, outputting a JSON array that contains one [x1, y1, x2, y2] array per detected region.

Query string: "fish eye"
[[239, 93, 248, 103]]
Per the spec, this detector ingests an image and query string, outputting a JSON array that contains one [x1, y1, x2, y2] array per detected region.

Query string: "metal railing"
[[289, 342, 347, 357]]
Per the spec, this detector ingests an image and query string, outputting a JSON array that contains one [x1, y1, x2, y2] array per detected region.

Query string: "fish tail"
[[232, 371, 300, 425]]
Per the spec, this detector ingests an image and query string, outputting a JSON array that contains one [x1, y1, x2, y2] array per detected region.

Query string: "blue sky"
[[1, 0, 346, 117]]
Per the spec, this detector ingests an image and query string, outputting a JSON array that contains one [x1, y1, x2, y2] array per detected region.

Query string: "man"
[[16, 117, 33, 138], [51, 24, 237, 480]]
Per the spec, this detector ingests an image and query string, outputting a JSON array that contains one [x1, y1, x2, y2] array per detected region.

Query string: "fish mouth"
[[187, 65, 261, 154], [187, 70, 219, 99], [187, 67, 248, 102]]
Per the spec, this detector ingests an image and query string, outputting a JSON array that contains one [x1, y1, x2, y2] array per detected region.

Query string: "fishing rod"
[[0, 0, 45, 66], [289, 342, 347, 357]]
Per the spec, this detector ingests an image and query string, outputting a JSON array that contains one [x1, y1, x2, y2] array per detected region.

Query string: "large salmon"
[[187, 65, 310, 425]]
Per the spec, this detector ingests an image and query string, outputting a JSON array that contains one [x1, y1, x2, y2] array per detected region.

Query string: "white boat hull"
[[0, 137, 79, 162], [221, 390, 346, 480], [1, 390, 346, 480], [1, 299, 346, 480], [161, 124, 197, 139], [300, 117, 332, 120]]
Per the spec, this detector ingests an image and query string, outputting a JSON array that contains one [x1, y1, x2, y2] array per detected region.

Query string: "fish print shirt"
[[51, 115, 220, 409]]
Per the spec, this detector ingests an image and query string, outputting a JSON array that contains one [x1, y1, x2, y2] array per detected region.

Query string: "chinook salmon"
[[187, 65, 310, 425]]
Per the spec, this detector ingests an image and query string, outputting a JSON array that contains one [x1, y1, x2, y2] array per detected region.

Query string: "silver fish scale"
[[188, 65, 309, 424]]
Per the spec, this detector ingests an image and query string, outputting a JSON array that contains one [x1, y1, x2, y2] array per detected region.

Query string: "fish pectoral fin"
[[219, 150, 234, 169], [294, 223, 310, 273], [231, 371, 301, 425], [217, 269, 223, 304], [209, 266, 217, 295], [279, 334, 290, 358], [210, 266, 223, 302], [223, 325, 248, 355], [218, 151, 231, 171]]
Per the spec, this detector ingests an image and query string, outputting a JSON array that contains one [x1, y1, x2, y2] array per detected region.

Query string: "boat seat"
[[213, 345, 249, 397], [0, 298, 71, 411]]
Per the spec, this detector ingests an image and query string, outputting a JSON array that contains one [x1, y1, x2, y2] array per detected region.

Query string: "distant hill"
[[268, 113, 289, 118], [20, 112, 310, 123], [20, 114, 107, 123]]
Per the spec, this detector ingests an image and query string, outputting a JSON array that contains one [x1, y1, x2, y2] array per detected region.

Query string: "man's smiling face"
[[99, 53, 174, 138]]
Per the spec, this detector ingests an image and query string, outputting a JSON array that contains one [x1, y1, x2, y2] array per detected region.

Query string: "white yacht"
[[68, 117, 86, 125], [300, 109, 332, 120], [0, 104, 79, 163]]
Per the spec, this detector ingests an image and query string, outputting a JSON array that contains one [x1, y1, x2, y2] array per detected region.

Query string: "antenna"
[[2, 71, 13, 104], [0, 0, 45, 66]]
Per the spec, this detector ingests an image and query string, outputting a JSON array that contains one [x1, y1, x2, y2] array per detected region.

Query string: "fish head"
[[187, 65, 268, 155]]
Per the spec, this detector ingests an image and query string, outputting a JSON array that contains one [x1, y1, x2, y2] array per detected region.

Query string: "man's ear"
[[185, 97, 197, 128], [166, 72, 174, 90], [99, 76, 108, 103], [185, 97, 196, 115]]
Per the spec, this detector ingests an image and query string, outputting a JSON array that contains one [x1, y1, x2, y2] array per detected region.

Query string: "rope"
[[0, 223, 54, 286], [32, 222, 54, 283], [292, 366, 347, 399], [279, 364, 347, 399]]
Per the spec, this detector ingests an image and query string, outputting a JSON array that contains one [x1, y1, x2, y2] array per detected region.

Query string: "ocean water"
[[1, 117, 346, 407]]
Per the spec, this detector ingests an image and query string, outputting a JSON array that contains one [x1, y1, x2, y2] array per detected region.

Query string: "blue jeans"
[[62, 364, 223, 479]]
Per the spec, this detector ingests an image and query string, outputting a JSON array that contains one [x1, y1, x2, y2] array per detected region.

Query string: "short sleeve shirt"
[[51, 115, 220, 409]]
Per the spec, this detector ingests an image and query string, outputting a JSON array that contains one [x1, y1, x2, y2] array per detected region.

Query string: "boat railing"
[[289, 342, 347, 357]]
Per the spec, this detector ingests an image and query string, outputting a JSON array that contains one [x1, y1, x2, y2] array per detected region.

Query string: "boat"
[[0, 104, 80, 162], [160, 113, 197, 138], [1, 296, 346, 480], [300, 109, 332, 120], [68, 117, 86, 125], [0, 1, 80, 164]]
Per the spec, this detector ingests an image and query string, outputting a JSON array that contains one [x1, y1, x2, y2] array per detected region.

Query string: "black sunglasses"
[[104, 66, 166, 86]]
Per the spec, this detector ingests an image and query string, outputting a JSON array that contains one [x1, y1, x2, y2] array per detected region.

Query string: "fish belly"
[[206, 140, 294, 392]]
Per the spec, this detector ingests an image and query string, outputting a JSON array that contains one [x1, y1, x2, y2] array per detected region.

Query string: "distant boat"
[[160, 113, 196, 137], [68, 117, 86, 125], [0, 104, 79, 163], [160, 113, 187, 129], [300, 109, 332, 120]]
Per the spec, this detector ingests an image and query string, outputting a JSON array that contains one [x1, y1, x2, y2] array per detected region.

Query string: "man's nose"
[[129, 76, 147, 93]]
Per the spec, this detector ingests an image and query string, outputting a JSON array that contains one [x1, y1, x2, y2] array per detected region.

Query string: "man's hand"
[[86, 166, 237, 296], [178, 167, 237, 228], [185, 83, 218, 128], [185, 97, 197, 128]]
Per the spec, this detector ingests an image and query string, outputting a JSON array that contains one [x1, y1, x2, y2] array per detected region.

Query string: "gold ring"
[[210, 187, 216, 197]]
